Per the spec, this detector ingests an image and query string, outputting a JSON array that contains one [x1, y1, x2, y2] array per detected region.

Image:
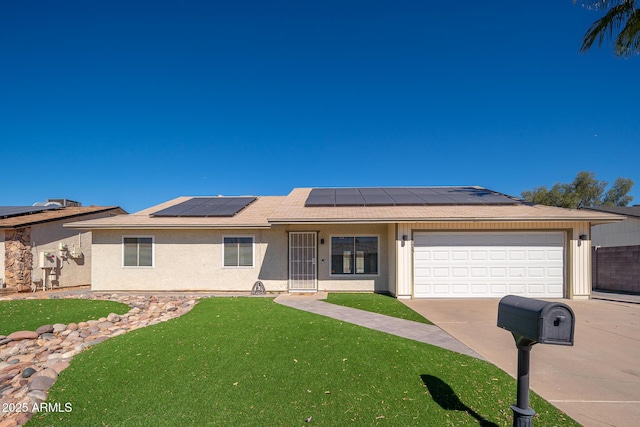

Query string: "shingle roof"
[[0, 206, 126, 229], [64, 188, 625, 230]]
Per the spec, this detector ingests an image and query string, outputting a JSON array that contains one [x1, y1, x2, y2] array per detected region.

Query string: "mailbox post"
[[497, 295, 575, 427]]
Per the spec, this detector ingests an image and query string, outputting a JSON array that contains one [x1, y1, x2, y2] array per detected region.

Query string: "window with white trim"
[[223, 236, 254, 267], [123, 237, 153, 267], [331, 236, 378, 275]]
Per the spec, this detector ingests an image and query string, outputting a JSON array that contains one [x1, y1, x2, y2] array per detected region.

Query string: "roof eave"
[[268, 215, 626, 224], [0, 207, 125, 229], [64, 223, 272, 230]]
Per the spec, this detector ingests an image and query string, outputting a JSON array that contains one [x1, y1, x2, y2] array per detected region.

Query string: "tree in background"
[[521, 171, 634, 208], [575, 0, 640, 57]]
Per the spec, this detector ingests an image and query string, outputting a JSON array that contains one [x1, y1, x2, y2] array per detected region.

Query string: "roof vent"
[[33, 199, 81, 207], [47, 199, 81, 207]]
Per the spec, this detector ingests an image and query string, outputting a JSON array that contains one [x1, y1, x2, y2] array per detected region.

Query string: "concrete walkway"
[[274, 292, 484, 359]]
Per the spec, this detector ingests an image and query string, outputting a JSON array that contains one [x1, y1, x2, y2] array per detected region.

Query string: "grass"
[[0, 299, 130, 335], [30, 298, 577, 426], [325, 292, 433, 325]]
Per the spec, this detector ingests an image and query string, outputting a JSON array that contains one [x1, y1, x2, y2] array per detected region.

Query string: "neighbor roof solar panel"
[[152, 197, 257, 217], [304, 187, 519, 207], [0, 205, 62, 219]]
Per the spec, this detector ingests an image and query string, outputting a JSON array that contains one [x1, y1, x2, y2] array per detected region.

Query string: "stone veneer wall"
[[4, 227, 33, 292], [592, 245, 640, 294]]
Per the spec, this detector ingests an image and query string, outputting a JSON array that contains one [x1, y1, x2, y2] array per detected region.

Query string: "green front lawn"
[[0, 299, 130, 335], [325, 292, 433, 324], [30, 298, 577, 426]]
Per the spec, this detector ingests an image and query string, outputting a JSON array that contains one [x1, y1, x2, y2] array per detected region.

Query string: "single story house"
[[66, 187, 622, 299], [1, 200, 126, 292], [583, 205, 640, 294]]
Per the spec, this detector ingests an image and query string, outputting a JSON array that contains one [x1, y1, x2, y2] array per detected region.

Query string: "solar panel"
[[407, 188, 453, 204], [304, 187, 519, 207], [384, 188, 425, 204], [335, 188, 365, 206], [304, 188, 335, 206], [0, 205, 62, 219], [360, 188, 396, 205], [152, 197, 257, 217]]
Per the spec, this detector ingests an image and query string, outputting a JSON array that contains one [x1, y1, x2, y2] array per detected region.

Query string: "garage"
[[413, 231, 565, 298]]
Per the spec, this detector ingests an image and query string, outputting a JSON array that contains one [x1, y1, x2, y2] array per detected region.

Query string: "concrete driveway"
[[402, 297, 640, 427]]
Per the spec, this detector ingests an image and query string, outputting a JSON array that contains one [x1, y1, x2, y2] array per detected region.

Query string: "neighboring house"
[[1, 201, 126, 293], [583, 206, 640, 294], [66, 187, 622, 299]]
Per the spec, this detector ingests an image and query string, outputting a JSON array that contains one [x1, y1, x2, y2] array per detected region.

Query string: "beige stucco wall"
[[91, 224, 392, 293], [89, 220, 593, 299], [394, 221, 592, 300], [591, 218, 640, 247], [29, 213, 112, 289], [91, 228, 289, 292]]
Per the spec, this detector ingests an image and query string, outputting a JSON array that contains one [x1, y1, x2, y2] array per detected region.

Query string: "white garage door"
[[413, 232, 564, 298]]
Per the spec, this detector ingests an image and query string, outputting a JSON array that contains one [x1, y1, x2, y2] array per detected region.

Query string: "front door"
[[289, 232, 317, 291]]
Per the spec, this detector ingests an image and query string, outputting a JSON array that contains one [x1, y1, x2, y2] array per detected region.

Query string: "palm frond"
[[580, 1, 635, 51], [614, 9, 640, 56]]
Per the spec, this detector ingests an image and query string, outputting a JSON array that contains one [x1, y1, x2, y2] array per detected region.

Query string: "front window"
[[123, 237, 153, 267], [224, 236, 254, 267], [331, 236, 378, 275]]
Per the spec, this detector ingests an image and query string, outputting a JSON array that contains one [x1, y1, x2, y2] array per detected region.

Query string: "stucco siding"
[[88, 220, 592, 299], [28, 210, 120, 289], [91, 229, 289, 292], [30, 222, 90, 288]]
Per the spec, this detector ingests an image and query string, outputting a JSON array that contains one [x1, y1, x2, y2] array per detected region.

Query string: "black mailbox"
[[497, 295, 574, 346], [497, 295, 576, 427]]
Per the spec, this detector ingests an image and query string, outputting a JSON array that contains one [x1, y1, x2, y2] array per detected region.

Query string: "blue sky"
[[2, 1, 638, 213]]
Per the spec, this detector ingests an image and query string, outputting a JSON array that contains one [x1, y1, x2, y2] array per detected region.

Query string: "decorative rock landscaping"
[[0, 293, 198, 427]]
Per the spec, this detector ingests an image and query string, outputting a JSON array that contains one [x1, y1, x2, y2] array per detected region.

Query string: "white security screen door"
[[289, 232, 317, 291]]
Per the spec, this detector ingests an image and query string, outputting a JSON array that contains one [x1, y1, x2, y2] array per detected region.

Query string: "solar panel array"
[[152, 197, 257, 217], [304, 187, 520, 207], [0, 205, 62, 219]]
